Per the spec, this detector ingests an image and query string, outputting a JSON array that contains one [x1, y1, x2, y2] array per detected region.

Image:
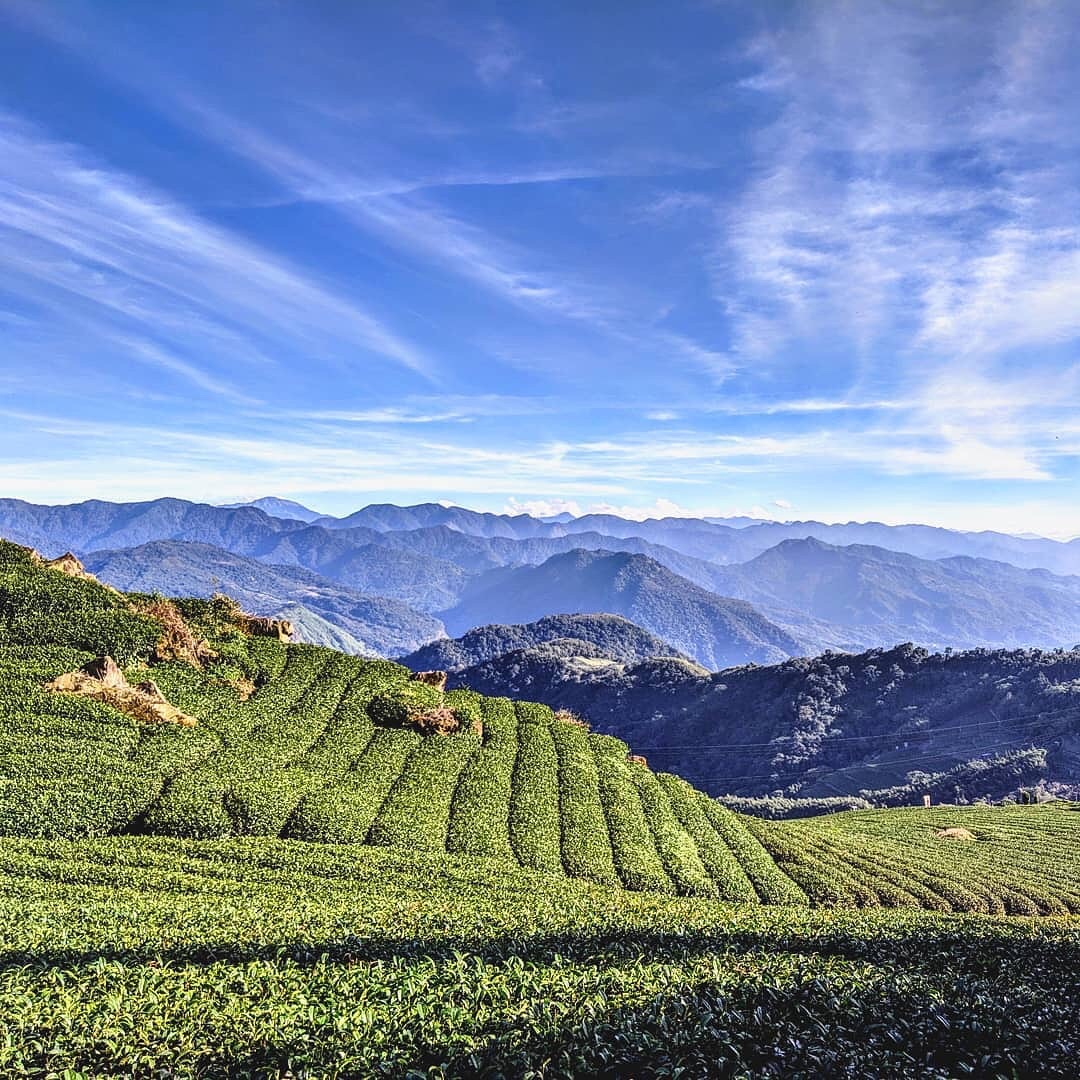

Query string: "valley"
[[6, 495, 1079, 806]]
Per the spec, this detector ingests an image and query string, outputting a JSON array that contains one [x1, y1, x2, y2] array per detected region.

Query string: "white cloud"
[[284, 407, 473, 425], [717, 1, 1080, 374], [504, 496, 776, 522], [0, 111, 433, 381], [504, 497, 584, 518]]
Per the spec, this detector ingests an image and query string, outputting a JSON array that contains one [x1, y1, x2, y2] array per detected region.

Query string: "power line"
[[627, 703, 1080, 753], [673, 738, 1054, 786]]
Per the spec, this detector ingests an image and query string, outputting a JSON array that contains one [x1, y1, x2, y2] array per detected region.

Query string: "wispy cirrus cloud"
[[1, 6, 734, 385], [0, 111, 433, 389], [3, 1, 1080, 530], [721, 0, 1080, 371]]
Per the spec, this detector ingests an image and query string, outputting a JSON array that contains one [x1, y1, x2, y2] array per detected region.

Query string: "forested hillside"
[[441, 549, 803, 668], [398, 613, 688, 671], [454, 640, 1080, 804]]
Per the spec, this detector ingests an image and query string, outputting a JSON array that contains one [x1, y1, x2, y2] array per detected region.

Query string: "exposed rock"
[[20, 544, 114, 589], [209, 594, 293, 642], [44, 551, 97, 580], [937, 827, 976, 841], [46, 656, 197, 727], [245, 615, 294, 642], [411, 669, 448, 692], [135, 678, 166, 701], [129, 596, 218, 668], [81, 655, 126, 688], [628, 754, 648, 767], [411, 706, 462, 736]]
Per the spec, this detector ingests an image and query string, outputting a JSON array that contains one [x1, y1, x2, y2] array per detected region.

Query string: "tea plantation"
[[0, 539, 1078, 1075]]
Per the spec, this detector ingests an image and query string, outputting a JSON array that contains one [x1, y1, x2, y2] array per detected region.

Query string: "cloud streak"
[[0, 112, 433, 386], [2, 1, 1080, 531]]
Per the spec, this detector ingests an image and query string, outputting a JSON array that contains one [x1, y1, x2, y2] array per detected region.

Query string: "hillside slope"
[[455, 641, 1080, 803], [83, 540, 444, 656], [5, 838, 1079, 1078], [441, 549, 804, 669], [0, 539, 1077, 917], [271, 603, 371, 654]]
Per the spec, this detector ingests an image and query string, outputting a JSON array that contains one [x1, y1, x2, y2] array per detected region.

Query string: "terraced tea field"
[[0, 541, 1078, 1074], [0, 837, 1077, 1077], [0, 540, 1078, 916]]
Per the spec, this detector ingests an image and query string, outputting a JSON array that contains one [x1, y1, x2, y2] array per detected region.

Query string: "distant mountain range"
[[398, 613, 690, 672], [221, 496, 331, 523], [708, 537, 1080, 653], [300, 499, 1080, 575], [440, 549, 802, 669], [8, 496, 1080, 668]]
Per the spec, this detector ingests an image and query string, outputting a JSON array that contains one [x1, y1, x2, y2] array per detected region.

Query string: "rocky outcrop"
[[128, 596, 218, 668], [207, 594, 293, 642], [21, 545, 112, 588], [245, 615, 294, 642], [46, 656, 197, 727], [937, 827, 976, 841], [43, 551, 97, 580]]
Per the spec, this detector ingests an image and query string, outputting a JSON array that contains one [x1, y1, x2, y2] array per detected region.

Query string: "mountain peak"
[[223, 497, 326, 523]]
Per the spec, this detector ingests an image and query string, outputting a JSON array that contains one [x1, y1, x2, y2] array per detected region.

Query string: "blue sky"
[[2, 1, 1079, 534]]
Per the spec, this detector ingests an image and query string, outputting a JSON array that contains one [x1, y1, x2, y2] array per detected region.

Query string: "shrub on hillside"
[[445, 690, 483, 736], [369, 684, 479, 736], [553, 708, 590, 730]]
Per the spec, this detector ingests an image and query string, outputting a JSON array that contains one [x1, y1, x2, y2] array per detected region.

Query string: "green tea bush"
[[141, 773, 234, 838], [288, 728, 421, 843], [2, 838, 1077, 1077], [700, 800, 808, 905], [508, 702, 562, 873], [0, 544, 160, 663], [445, 688, 483, 735], [0, 755, 163, 838], [282, 660, 393, 780], [659, 773, 756, 902], [368, 681, 442, 727], [446, 697, 517, 859], [628, 761, 716, 897], [591, 735, 672, 893], [551, 718, 618, 886], [144, 648, 338, 837], [367, 729, 481, 850], [753, 826, 875, 907]]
